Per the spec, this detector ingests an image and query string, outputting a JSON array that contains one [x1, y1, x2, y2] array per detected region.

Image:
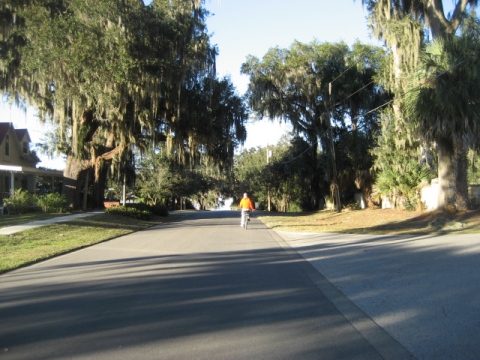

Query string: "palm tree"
[[361, 0, 478, 210], [405, 33, 480, 209]]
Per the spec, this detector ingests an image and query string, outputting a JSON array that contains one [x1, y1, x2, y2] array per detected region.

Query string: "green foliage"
[[150, 203, 169, 217], [105, 205, 154, 220], [1, 0, 245, 209], [176, 76, 248, 169], [286, 202, 303, 213], [468, 150, 480, 185], [403, 28, 480, 210], [374, 160, 433, 210], [371, 108, 433, 210], [405, 35, 480, 145], [3, 190, 69, 214], [126, 202, 168, 217], [233, 145, 268, 203], [266, 136, 323, 212], [135, 153, 173, 205], [135, 150, 218, 209], [242, 40, 388, 209], [3, 190, 39, 214], [36, 193, 69, 213], [234, 136, 324, 212]]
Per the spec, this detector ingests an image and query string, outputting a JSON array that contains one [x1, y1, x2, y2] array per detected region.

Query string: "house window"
[[23, 141, 29, 154], [5, 135, 9, 156]]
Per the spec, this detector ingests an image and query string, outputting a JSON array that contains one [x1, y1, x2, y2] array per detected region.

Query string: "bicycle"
[[241, 209, 250, 230]]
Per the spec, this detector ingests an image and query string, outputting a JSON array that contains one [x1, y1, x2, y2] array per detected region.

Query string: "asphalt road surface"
[[0, 211, 413, 360], [278, 230, 480, 360]]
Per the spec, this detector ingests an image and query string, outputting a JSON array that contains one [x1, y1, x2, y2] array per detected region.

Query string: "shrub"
[[36, 193, 69, 213], [105, 205, 154, 220], [287, 202, 303, 212], [150, 203, 169, 217], [126, 202, 169, 217], [3, 189, 39, 214], [126, 203, 150, 212]]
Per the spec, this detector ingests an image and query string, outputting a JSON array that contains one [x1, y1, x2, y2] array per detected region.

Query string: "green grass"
[[0, 213, 166, 274]]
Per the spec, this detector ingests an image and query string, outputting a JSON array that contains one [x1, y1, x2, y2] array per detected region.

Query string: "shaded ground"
[[257, 208, 480, 235]]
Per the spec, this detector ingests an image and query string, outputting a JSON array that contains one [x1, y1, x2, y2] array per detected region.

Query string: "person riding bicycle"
[[239, 192, 255, 227]]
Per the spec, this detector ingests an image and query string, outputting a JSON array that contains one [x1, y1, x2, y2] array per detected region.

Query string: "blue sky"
[[206, 0, 376, 94]]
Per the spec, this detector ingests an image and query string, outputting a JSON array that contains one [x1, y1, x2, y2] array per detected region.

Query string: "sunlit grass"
[[257, 208, 480, 235]]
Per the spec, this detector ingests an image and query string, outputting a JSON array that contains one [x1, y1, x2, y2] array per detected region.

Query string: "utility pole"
[[122, 172, 126, 206], [267, 147, 273, 211], [328, 82, 342, 212]]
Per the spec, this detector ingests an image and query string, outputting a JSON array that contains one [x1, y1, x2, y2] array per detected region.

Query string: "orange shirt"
[[239, 197, 255, 211]]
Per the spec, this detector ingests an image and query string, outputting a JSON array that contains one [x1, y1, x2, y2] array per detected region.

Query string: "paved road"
[[0, 211, 413, 360]]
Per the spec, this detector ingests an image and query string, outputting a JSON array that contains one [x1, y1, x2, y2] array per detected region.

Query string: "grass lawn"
[[0, 213, 167, 274]]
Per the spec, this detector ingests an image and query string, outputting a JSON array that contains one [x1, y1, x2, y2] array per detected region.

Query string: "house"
[[0, 122, 64, 203]]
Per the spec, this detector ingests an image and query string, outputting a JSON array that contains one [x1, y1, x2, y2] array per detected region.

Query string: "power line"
[[277, 139, 319, 165], [335, 80, 375, 106], [347, 57, 470, 124], [330, 49, 375, 85]]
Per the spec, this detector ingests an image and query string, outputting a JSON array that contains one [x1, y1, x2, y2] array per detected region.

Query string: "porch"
[[0, 165, 64, 205]]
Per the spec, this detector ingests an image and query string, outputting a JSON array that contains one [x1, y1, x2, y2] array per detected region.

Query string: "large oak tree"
[[241, 40, 387, 211], [0, 0, 246, 208]]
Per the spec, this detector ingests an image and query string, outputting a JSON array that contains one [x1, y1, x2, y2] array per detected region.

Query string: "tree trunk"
[[327, 119, 341, 212], [82, 169, 89, 211], [63, 155, 91, 209], [309, 141, 322, 210], [93, 163, 109, 209], [454, 136, 469, 210], [437, 137, 456, 210], [326, 87, 341, 212]]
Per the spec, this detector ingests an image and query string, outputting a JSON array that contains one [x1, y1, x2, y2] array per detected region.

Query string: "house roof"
[[15, 128, 31, 142], [0, 122, 33, 144], [0, 122, 41, 163], [0, 122, 12, 144]]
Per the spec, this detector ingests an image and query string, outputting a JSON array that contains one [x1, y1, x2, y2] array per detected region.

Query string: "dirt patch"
[[257, 208, 480, 235]]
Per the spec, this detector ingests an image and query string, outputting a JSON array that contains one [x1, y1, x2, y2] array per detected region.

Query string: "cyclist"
[[239, 192, 255, 227]]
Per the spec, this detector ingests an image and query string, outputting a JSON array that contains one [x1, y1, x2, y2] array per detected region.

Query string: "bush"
[[287, 202, 303, 212], [36, 193, 69, 213], [126, 203, 150, 212], [126, 202, 169, 217], [3, 189, 39, 214], [105, 205, 154, 220], [150, 203, 169, 217]]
